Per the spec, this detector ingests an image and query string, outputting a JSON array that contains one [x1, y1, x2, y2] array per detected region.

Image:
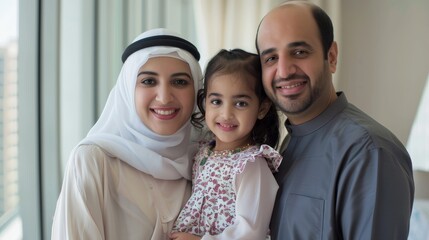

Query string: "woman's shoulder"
[[72, 144, 111, 159], [61, 144, 114, 197], [68, 144, 111, 171]]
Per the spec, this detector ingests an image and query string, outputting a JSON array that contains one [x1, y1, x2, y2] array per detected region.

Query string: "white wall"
[[338, 0, 429, 145]]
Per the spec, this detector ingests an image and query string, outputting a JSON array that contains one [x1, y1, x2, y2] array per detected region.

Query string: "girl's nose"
[[220, 105, 233, 120]]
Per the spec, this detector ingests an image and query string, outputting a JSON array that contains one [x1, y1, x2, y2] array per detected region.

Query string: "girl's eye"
[[210, 99, 221, 105], [171, 79, 190, 87], [235, 101, 248, 108]]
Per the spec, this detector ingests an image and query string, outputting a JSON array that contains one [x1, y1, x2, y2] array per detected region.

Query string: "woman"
[[51, 28, 202, 240]]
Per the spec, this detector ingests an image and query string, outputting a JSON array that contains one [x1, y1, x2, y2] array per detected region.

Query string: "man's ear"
[[258, 99, 272, 119], [328, 41, 338, 74]]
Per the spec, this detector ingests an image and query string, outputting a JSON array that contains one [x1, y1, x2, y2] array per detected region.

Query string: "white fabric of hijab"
[[78, 28, 202, 180]]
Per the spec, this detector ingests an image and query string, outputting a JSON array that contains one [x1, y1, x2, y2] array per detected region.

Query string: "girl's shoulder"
[[194, 142, 283, 174], [232, 144, 283, 174], [197, 139, 215, 149], [195, 139, 216, 157]]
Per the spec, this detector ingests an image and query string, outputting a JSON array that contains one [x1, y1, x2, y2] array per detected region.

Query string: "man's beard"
[[273, 68, 328, 115]]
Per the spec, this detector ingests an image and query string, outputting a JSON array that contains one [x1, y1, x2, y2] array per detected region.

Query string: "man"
[[256, 1, 414, 239]]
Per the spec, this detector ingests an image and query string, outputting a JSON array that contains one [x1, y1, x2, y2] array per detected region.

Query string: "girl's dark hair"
[[191, 49, 279, 148]]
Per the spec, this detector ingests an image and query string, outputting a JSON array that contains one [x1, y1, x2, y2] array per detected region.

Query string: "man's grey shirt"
[[270, 92, 414, 240]]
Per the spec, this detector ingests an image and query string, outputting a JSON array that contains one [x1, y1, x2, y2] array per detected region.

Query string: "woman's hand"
[[169, 232, 202, 240]]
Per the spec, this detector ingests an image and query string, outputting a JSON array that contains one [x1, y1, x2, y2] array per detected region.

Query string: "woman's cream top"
[[51, 145, 191, 240]]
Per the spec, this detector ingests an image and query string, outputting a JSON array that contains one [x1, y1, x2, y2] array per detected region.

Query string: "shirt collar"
[[284, 92, 348, 136]]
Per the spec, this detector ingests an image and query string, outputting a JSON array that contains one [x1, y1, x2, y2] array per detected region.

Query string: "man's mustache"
[[274, 74, 310, 84]]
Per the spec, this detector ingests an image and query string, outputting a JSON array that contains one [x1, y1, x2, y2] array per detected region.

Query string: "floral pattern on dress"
[[172, 141, 282, 236]]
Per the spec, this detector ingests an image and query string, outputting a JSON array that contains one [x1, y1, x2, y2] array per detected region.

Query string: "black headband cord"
[[121, 35, 200, 63]]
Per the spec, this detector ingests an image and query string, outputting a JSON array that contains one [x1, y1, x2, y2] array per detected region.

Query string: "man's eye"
[[264, 56, 277, 63], [293, 50, 309, 58]]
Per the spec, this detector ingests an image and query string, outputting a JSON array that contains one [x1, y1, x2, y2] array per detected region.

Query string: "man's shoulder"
[[333, 103, 406, 152]]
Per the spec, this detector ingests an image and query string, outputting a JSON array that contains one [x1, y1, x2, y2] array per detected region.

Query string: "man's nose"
[[277, 56, 297, 79]]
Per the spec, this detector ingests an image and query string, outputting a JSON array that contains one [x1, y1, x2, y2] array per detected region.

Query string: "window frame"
[[18, 0, 43, 239], [17, 0, 198, 239], [18, 0, 63, 239]]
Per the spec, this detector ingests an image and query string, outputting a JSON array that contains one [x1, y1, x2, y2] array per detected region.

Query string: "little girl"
[[170, 49, 282, 240]]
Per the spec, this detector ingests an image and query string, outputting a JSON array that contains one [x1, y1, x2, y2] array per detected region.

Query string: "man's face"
[[257, 4, 337, 124]]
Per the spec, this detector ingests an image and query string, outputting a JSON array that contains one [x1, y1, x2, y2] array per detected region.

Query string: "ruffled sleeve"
[[200, 144, 280, 240], [233, 144, 282, 175]]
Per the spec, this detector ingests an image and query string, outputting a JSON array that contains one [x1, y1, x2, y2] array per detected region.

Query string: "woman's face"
[[135, 57, 195, 135]]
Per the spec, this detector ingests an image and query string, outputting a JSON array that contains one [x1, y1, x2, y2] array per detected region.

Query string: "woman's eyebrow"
[[137, 71, 191, 79], [137, 71, 157, 77], [171, 72, 192, 79]]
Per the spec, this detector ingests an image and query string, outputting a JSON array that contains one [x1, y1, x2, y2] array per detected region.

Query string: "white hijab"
[[78, 28, 202, 180]]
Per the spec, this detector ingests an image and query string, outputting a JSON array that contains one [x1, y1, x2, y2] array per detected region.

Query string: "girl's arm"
[[51, 145, 106, 240], [201, 158, 278, 240], [169, 232, 201, 240]]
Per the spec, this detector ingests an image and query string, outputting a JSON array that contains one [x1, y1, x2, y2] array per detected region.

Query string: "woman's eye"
[[140, 78, 156, 86], [172, 79, 190, 87]]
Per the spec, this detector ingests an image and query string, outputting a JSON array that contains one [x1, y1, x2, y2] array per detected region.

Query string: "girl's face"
[[205, 73, 264, 151], [135, 57, 195, 135]]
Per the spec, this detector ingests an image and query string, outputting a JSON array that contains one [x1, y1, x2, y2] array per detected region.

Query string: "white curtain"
[[193, 0, 341, 146], [193, 0, 341, 86], [407, 73, 429, 171], [193, 0, 275, 68]]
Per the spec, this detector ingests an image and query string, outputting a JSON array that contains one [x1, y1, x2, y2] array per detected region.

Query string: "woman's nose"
[[155, 84, 173, 104]]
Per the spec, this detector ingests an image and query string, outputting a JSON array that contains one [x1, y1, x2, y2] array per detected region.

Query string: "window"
[[407, 73, 429, 171], [15, 0, 198, 239], [0, 1, 21, 239]]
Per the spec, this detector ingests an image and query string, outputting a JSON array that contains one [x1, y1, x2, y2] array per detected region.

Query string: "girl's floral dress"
[[172, 141, 282, 237]]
